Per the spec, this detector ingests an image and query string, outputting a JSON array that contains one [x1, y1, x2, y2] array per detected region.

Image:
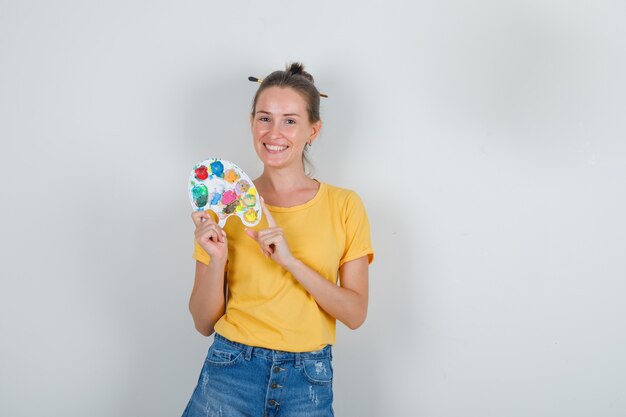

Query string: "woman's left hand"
[[245, 198, 295, 268]]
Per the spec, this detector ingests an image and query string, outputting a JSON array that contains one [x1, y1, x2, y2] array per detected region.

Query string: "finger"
[[197, 225, 217, 241], [258, 230, 283, 244], [246, 228, 273, 257], [260, 197, 277, 228], [256, 227, 282, 239], [260, 242, 273, 257], [191, 211, 207, 227], [254, 236, 272, 257], [244, 228, 259, 242], [191, 210, 215, 227], [258, 233, 283, 254], [199, 224, 226, 243], [211, 226, 227, 243], [196, 230, 216, 245]]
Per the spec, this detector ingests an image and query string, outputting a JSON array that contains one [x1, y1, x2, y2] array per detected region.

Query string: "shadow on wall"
[[333, 191, 417, 417]]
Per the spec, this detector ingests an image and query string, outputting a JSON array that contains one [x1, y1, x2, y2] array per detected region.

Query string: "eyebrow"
[[256, 110, 301, 117]]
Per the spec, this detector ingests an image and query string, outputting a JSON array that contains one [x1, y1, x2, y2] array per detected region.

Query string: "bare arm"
[[246, 202, 370, 329], [189, 210, 229, 336], [188, 260, 227, 336], [285, 256, 369, 329]]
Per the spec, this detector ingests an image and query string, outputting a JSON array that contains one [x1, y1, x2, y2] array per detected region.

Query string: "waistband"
[[214, 333, 332, 362]]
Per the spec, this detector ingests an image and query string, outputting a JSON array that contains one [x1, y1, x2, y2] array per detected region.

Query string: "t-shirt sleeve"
[[192, 240, 211, 265], [340, 191, 374, 266]]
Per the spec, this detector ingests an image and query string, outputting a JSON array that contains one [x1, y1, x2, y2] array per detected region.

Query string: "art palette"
[[188, 158, 262, 227]]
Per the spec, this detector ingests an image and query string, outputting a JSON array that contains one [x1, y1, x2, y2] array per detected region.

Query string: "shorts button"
[[271, 383, 278, 389], [273, 366, 281, 373], [269, 400, 277, 406]]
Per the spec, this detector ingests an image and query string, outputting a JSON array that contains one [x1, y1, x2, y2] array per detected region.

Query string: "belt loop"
[[244, 345, 253, 361], [295, 352, 303, 368]]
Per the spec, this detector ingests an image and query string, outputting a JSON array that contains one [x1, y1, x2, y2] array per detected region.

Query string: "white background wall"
[[1, 1, 625, 416]]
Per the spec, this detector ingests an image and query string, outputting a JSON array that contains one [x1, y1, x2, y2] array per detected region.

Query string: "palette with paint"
[[188, 158, 262, 227]]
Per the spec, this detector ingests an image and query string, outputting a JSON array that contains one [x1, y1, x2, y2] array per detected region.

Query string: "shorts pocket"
[[302, 357, 333, 385], [204, 339, 245, 368]]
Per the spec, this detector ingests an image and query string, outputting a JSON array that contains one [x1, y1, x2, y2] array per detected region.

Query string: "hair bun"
[[286, 62, 314, 83]]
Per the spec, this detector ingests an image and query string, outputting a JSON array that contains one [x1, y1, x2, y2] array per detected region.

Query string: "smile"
[[264, 143, 289, 152]]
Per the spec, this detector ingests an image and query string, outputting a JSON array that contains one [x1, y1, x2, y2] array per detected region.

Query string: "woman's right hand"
[[191, 211, 228, 263]]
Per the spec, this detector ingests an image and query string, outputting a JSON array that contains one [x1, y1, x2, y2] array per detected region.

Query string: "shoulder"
[[322, 182, 360, 198], [320, 182, 367, 212]]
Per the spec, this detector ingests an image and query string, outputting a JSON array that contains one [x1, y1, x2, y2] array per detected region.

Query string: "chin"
[[261, 159, 291, 170]]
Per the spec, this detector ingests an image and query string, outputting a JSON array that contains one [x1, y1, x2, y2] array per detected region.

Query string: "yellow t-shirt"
[[192, 182, 374, 352]]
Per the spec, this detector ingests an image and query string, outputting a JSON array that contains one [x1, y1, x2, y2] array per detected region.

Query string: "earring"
[[307, 139, 312, 147]]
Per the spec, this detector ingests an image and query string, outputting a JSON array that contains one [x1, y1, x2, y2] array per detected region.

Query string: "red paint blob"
[[195, 166, 209, 180]]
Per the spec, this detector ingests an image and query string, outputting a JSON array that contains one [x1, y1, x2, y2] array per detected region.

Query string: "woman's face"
[[251, 86, 321, 171]]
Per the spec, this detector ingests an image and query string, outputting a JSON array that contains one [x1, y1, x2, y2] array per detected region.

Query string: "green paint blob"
[[192, 184, 208, 208]]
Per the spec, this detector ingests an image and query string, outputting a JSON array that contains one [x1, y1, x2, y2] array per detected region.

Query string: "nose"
[[269, 120, 282, 139]]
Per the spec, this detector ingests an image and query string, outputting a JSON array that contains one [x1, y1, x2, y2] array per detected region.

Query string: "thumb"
[[245, 228, 258, 241]]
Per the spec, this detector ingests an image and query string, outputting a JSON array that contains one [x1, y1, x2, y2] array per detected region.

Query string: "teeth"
[[266, 144, 287, 151]]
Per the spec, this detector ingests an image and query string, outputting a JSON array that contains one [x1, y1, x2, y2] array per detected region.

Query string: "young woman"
[[182, 63, 374, 417]]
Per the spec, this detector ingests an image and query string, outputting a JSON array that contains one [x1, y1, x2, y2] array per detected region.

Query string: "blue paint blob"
[[210, 192, 222, 205], [210, 161, 224, 178]]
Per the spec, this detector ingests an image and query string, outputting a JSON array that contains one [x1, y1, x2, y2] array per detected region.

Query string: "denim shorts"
[[181, 333, 334, 417]]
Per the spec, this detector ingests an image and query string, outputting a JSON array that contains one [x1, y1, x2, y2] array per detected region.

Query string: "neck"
[[256, 166, 314, 193]]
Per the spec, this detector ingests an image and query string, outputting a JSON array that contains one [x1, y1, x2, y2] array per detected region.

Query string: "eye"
[[258, 116, 270, 122], [285, 119, 296, 125]]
